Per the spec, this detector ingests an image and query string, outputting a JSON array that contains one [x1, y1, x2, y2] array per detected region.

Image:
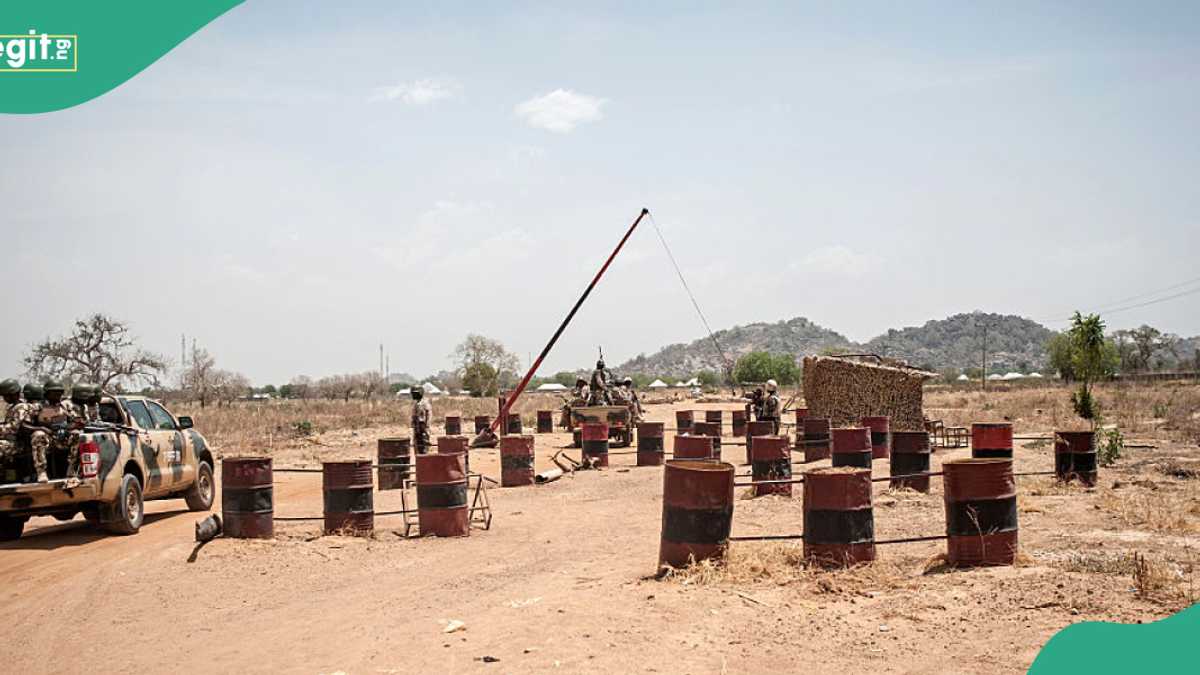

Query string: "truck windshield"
[[121, 399, 155, 429]]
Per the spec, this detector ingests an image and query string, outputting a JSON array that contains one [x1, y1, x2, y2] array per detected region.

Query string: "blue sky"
[[2, 1, 1199, 384]]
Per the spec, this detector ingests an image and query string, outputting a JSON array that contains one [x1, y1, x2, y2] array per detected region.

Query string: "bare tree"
[[360, 371, 385, 400], [24, 314, 169, 390], [213, 371, 251, 406], [181, 346, 219, 408], [451, 334, 521, 397]]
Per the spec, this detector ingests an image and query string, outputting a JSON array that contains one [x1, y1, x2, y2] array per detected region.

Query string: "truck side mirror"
[[177, 416, 194, 430]]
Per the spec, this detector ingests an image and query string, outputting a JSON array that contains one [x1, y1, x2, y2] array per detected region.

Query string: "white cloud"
[[369, 78, 461, 105], [797, 245, 880, 278], [514, 89, 607, 133]]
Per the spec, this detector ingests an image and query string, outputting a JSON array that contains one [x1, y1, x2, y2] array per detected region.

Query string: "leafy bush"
[[292, 420, 314, 437], [1098, 426, 1124, 466]]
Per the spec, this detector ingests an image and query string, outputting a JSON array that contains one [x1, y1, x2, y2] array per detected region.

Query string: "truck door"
[[120, 399, 167, 496], [144, 400, 192, 489]]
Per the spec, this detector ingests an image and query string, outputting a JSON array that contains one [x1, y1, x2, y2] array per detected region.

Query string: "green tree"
[[552, 371, 578, 387], [769, 354, 800, 385], [462, 362, 498, 397], [733, 352, 774, 383], [696, 370, 720, 387], [1046, 332, 1075, 381], [1065, 312, 1119, 423]]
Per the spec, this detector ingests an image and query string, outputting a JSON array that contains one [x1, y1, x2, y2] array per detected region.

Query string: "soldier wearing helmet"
[[588, 358, 612, 405], [0, 379, 34, 471], [761, 379, 782, 434], [22, 382, 44, 412], [29, 379, 84, 482], [562, 377, 591, 428], [410, 385, 432, 455], [621, 376, 644, 422]]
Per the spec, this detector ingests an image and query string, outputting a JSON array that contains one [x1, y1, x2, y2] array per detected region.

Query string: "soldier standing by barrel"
[[410, 385, 432, 455], [29, 380, 83, 483], [0, 379, 33, 469], [761, 379, 782, 434]]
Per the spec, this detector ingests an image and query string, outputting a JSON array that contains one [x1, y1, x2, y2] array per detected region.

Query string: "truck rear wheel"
[[104, 473, 144, 535], [0, 515, 26, 542], [184, 461, 214, 511]]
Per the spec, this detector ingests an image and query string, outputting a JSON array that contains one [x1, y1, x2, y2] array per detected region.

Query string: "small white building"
[[648, 379, 669, 389], [1002, 372, 1025, 380], [956, 374, 970, 381], [535, 382, 568, 392]]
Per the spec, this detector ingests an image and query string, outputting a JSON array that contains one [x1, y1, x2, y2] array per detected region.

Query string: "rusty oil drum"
[[861, 415, 891, 460], [675, 410, 693, 435], [581, 422, 609, 467], [731, 409, 747, 437], [416, 452, 469, 537], [889, 431, 931, 492], [474, 415, 491, 434], [536, 410, 554, 434], [972, 423, 1013, 459], [794, 407, 809, 427], [637, 422, 665, 466], [221, 457, 274, 539], [1055, 431, 1097, 486], [803, 467, 875, 567], [444, 415, 462, 436], [746, 420, 775, 464], [832, 427, 872, 470], [943, 458, 1018, 566], [802, 417, 832, 462], [691, 421, 721, 457], [377, 437, 412, 490], [658, 460, 735, 571], [499, 435, 535, 487], [705, 410, 723, 426], [438, 435, 470, 473], [750, 435, 792, 497], [673, 434, 715, 461], [322, 460, 374, 535], [503, 412, 522, 435]]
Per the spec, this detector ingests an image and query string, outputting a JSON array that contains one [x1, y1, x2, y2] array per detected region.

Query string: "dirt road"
[[1, 402, 1192, 674]]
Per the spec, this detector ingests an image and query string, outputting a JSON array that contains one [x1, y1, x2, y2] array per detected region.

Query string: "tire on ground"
[[184, 461, 215, 511], [104, 473, 144, 535]]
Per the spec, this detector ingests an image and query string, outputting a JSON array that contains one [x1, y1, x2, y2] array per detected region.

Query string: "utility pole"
[[181, 334, 186, 368], [981, 321, 988, 392], [379, 344, 384, 379]]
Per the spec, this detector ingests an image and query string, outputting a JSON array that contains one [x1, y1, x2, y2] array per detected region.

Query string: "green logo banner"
[[0, 0, 242, 113], [1029, 603, 1199, 672]]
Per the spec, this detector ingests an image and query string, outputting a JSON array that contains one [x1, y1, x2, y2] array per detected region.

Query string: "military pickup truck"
[[0, 395, 215, 541]]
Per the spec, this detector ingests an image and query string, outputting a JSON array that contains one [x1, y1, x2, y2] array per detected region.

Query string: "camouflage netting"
[[801, 356, 934, 430]]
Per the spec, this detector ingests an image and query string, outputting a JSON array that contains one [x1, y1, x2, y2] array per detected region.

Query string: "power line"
[[1037, 274, 1200, 324]]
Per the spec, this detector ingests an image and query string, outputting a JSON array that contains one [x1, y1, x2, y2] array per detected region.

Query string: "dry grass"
[[1098, 485, 1200, 534]]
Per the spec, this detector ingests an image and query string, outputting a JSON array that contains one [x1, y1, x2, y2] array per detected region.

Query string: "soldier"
[[410, 385, 432, 454], [621, 377, 644, 422], [29, 379, 83, 482], [761, 379, 782, 434], [22, 382, 44, 413], [561, 377, 590, 428], [743, 386, 765, 421], [70, 384, 95, 423], [0, 379, 34, 471], [588, 358, 612, 405], [83, 384, 103, 423]]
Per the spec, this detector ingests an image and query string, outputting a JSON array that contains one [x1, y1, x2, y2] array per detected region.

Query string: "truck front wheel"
[[104, 474, 144, 535], [184, 461, 214, 511], [0, 515, 26, 542]]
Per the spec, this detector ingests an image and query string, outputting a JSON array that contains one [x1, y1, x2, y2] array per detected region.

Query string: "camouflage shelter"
[[801, 355, 935, 431]]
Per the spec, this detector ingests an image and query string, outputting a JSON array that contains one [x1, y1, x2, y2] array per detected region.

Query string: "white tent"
[[422, 382, 442, 395], [1002, 372, 1025, 380], [956, 374, 970, 381], [987, 374, 1004, 381], [1028, 372, 1044, 378], [684, 377, 701, 387], [536, 382, 568, 392], [673, 381, 687, 387], [648, 379, 669, 389]]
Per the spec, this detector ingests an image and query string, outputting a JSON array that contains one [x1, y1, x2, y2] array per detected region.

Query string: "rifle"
[[84, 421, 142, 436]]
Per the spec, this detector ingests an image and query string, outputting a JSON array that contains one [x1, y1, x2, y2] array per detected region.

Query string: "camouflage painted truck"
[[0, 395, 215, 541]]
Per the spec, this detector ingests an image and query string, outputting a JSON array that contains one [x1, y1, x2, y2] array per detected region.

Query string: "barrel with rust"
[[377, 437, 412, 490], [658, 460, 735, 571], [501, 412, 522, 436], [794, 407, 810, 428], [943, 458, 1018, 566], [500, 435, 535, 487], [637, 422, 665, 466], [581, 422, 609, 467], [802, 418, 832, 462], [705, 410, 723, 427], [444, 415, 462, 436], [1055, 431, 1097, 486], [861, 415, 891, 460], [438, 435, 470, 473], [890, 431, 931, 492], [416, 452, 469, 537], [536, 410, 554, 434], [803, 467, 875, 568], [675, 410, 694, 435], [751, 435, 792, 497], [692, 421, 722, 457], [746, 420, 774, 464], [474, 415, 491, 434], [221, 457, 274, 539], [731, 409, 747, 437], [674, 434, 716, 461], [832, 427, 872, 470], [972, 423, 1013, 459], [322, 460, 374, 535]]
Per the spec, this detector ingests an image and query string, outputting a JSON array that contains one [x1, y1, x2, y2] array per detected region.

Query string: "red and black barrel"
[[751, 435, 792, 497], [572, 428, 582, 448], [889, 431, 931, 492], [377, 437, 412, 490], [705, 410, 723, 426], [731, 409, 747, 437], [581, 422, 609, 467], [675, 410, 694, 435], [416, 452, 469, 537], [673, 434, 716, 461], [637, 422, 665, 466], [943, 458, 1017, 566], [536, 410, 554, 434], [972, 423, 1013, 459], [803, 467, 875, 568], [444, 415, 462, 436], [746, 420, 774, 464], [322, 460, 374, 535], [437, 435, 470, 474], [221, 457, 274, 539], [794, 407, 810, 428], [503, 412, 522, 435], [692, 421, 721, 456], [658, 460, 735, 571], [499, 435, 535, 487], [1055, 431, 1098, 486], [832, 427, 873, 470], [861, 415, 891, 460], [802, 418, 832, 462], [474, 415, 491, 434]]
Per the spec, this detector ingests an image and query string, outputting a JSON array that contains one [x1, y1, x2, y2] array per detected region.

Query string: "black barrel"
[[323, 460, 374, 535], [972, 423, 1013, 459], [637, 422, 665, 466], [444, 415, 462, 436], [802, 418, 831, 462], [831, 427, 872, 470], [692, 421, 721, 457], [1055, 431, 1098, 486], [221, 457, 273, 539], [658, 460, 735, 571], [804, 467, 875, 568], [582, 422, 609, 467], [675, 410, 693, 435], [474, 415, 491, 434], [890, 431, 931, 492], [750, 435, 792, 497], [536, 410, 554, 433], [377, 437, 412, 490]]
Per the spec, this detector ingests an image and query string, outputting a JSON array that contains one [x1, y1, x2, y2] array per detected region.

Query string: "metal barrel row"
[[435, 412, 559, 435]]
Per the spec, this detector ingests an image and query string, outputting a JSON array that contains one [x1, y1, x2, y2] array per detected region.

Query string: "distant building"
[[535, 383, 568, 392]]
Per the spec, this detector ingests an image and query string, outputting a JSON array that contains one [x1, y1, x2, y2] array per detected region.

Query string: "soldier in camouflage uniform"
[[761, 379, 782, 434], [561, 377, 590, 428], [29, 380, 83, 482], [71, 383, 100, 423], [410, 385, 432, 455], [619, 377, 644, 422], [23, 382, 44, 413], [0, 379, 34, 468], [588, 359, 612, 405]]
